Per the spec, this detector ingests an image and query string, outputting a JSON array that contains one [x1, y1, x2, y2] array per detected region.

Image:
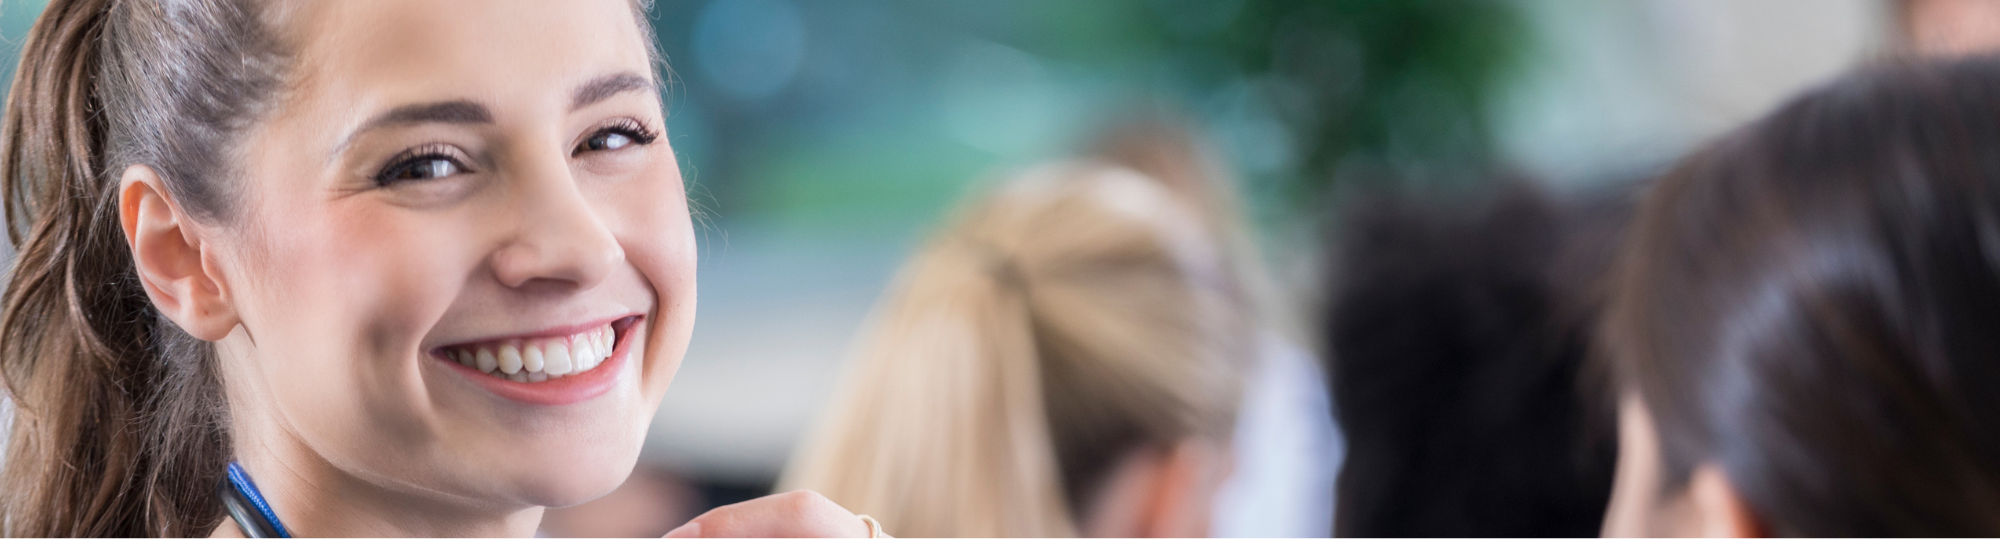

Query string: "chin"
[[470, 415, 652, 508], [502, 446, 645, 508]]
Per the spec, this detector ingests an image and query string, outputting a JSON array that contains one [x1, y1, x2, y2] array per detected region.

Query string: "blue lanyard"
[[220, 462, 292, 538]]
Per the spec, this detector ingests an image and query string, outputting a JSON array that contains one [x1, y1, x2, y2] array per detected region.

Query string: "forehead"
[[279, 0, 654, 114]]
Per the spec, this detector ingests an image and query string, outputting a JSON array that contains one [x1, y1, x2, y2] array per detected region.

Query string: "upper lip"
[[428, 314, 636, 353]]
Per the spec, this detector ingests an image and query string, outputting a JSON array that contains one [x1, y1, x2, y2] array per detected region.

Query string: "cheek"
[[601, 155, 696, 401], [237, 196, 478, 439], [259, 203, 466, 345]]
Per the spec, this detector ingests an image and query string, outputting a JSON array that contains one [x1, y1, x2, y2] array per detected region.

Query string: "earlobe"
[[1132, 441, 1226, 537], [119, 165, 238, 341], [1080, 441, 1228, 538], [1687, 464, 1767, 538]]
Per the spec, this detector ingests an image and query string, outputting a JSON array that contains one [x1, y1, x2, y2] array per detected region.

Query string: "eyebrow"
[[333, 100, 494, 158], [363, 100, 493, 131], [570, 72, 656, 111], [332, 72, 657, 160]]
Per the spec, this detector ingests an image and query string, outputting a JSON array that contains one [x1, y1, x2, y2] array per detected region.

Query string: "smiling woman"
[[0, 0, 866, 536]]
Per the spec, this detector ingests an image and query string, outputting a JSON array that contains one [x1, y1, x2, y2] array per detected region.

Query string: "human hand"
[[663, 490, 884, 538]]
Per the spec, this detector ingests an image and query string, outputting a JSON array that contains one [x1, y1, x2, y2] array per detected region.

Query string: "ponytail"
[[0, 0, 288, 535], [786, 226, 1076, 537], [785, 164, 1251, 536]]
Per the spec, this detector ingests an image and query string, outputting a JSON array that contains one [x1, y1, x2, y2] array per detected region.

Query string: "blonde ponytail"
[[792, 237, 1073, 536], [785, 164, 1251, 536]]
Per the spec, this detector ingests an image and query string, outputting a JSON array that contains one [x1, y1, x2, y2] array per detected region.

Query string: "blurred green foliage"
[[648, 0, 1528, 237], [1223, 0, 1528, 198], [1040, 0, 1528, 196]]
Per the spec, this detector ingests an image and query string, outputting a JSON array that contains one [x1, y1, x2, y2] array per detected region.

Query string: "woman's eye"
[[584, 131, 628, 152], [376, 155, 466, 185], [582, 131, 633, 152], [574, 121, 659, 157]]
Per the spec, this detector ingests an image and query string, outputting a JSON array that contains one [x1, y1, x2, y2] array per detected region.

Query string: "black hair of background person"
[[1326, 181, 1626, 537], [1604, 55, 2000, 536]]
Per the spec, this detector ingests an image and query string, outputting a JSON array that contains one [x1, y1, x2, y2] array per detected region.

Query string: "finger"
[[663, 520, 701, 538], [682, 490, 871, 538]]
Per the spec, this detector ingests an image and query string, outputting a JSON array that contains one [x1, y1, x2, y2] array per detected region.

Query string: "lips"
[[443, 324, 614, 382], [432, 315, 641, 405]]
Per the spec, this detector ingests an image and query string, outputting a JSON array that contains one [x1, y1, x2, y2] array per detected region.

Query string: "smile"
[[442, 324, 615, 382], [429, 315, 642, 406]]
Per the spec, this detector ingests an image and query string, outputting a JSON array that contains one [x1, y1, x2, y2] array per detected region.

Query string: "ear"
[[1687, 464, 1768, 538], [1082, 440, 1229, 537], [119, 165, 238, 341], [1078, 447, 1163, 537], [1134, 439, 1228, 538]]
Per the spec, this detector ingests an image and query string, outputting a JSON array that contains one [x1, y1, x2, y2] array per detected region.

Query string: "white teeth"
[[475, 348, 498, 373], [599, 327, 615, 360], [574, 338, 597, 372], [443, 324, 617, 383], [545, 342, 574, 376], [498, 344, 523, 374], [523, 345, 545, 373]]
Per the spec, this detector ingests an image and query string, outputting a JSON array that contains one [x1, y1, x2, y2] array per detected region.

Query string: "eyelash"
[[573, 118, 661, 157], [374, 143, 469, 186], [371, 118, 662, 187]]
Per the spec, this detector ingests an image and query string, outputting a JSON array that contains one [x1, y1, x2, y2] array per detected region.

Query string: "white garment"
[[1210, 333, 1343, 537]]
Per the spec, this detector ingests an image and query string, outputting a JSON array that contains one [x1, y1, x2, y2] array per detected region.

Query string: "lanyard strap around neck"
[[220, 461, 292, 538]]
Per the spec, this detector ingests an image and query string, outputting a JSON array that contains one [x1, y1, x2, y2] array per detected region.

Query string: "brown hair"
[[1604, 55, 2000, 536], [0, 0, 288, 535], [1326, 182, 1623, 537], [783, 164, 1253, 536]]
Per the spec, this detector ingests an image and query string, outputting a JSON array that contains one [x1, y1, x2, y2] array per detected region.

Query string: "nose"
[[487, 157, 623, 291]]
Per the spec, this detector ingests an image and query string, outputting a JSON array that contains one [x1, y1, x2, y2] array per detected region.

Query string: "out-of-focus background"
[[638, 0, 1887, 508], [642, 0, 1885, 499], [0, 0, 1915, 534]]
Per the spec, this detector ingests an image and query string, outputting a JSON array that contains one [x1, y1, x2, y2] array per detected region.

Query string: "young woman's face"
[[212, 0, 693, 508]]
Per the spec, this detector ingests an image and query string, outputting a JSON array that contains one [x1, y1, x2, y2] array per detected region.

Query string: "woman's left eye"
[[583, 131, 633, 152], [574, 120, 659, 156], [373, 144, 473, 187]]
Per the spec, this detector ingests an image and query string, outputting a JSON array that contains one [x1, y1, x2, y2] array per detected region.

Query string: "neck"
[[224, 427, 544, 537]]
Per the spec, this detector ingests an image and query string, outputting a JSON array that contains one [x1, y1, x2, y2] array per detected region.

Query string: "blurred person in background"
[[1324, 181, 1625, 537], [783, 158, 1255, 536], [1092, 118, 1340, 538], [1600, 56, 2000, 536]]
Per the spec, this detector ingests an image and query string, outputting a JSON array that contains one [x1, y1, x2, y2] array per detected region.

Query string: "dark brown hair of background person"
[[1326, 180, 1625, 537], [1602, 55, 2000, 536], [0, 0, 287, 536]]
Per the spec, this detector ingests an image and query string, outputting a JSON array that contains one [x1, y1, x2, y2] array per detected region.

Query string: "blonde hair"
[[783, 163, 1252, 537]]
